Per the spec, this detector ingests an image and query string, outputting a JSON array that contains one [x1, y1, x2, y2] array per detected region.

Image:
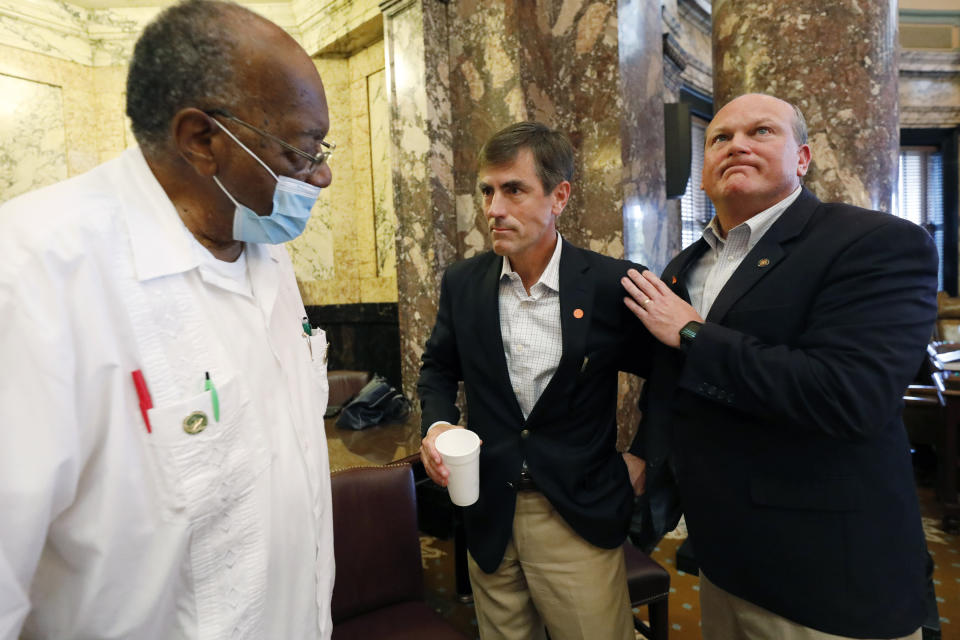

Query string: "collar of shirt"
[[702, 185, 803, 252], [121, 147, 277, 295], [500, 232, 563, 297], [121, 147, 203, 282]]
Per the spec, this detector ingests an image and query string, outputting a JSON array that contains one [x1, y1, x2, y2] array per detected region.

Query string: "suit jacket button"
[[521, 429, 530, 439]]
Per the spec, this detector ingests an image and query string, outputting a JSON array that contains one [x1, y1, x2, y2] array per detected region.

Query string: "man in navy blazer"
[[623, 94, 936, 639], [418, 122, 652, 640]]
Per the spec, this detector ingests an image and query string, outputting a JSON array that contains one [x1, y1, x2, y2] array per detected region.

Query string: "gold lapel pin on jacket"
[[573, 308, 584, 319], [757, 258, 771, 268], [671, 276, 677, 284]]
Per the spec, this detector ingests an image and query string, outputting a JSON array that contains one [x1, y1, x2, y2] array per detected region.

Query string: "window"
[[896, 147, 945, 290], [680, 115, 714, 248]]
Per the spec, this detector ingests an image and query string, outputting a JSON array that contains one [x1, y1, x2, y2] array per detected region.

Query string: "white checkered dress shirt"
[[687, 187, 802, 317], [499, 233, 564, 419]]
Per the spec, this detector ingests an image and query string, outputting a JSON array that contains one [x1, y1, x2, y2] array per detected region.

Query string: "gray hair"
[[788, 101, 808, 145], [126, 0, 252, 153]]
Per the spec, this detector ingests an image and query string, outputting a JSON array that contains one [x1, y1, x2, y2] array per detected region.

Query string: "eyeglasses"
[[205, 109, 335, 169]]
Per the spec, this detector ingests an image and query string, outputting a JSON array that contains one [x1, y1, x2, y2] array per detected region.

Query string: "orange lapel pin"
[[573, 308, 584, 319]]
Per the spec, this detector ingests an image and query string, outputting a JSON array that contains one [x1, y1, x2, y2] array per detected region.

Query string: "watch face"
[[680, 321, 702, 342]]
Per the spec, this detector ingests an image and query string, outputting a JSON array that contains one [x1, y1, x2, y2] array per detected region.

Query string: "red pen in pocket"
[[131, 369, 153, 433]]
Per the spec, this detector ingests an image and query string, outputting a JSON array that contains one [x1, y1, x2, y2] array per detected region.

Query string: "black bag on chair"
[[335, 374, 411, 430]]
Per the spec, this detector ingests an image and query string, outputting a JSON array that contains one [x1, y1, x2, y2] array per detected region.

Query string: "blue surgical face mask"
[[212, 123, 323, 244]]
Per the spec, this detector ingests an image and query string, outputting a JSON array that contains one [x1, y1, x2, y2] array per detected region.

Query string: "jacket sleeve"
[[416, 269, 463, 437], [616, 260, 657, 379], [678, 217, 938, 440]]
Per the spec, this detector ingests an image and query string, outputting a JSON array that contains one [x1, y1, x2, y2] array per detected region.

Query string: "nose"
[[485, 191, 506, 220], [727, 132, 750, 155], [306, 162, 332, 189]]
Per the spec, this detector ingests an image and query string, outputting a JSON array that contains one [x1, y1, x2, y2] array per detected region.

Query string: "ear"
[[551, 180, 571, 216], [796, 144, 812, 177], [171, 108, 220, 177]]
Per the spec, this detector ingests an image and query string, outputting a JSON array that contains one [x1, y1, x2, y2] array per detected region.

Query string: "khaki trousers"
[[466, 491, 634, 640], [700, 572, 922, 640]]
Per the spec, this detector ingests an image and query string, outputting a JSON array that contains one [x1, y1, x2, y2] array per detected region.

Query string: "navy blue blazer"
[[634, 188, 938, 638], [418, 239, 653, 573]]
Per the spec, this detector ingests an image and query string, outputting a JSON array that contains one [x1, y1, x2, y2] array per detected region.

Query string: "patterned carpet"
[[421, 486, 959, 639]]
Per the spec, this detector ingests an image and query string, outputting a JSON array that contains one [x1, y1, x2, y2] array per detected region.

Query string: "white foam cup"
[[435, 428, 481, 506]]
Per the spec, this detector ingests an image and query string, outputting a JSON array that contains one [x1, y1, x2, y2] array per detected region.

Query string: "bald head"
[[126, 0, 309, 155], [716, 93, 808, 147]]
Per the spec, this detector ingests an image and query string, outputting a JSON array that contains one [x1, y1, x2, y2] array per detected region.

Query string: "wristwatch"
[[678, 321, 702, 351]]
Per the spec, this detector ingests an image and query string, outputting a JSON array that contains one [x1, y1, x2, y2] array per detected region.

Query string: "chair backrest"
[[330, 464, 425, 624]]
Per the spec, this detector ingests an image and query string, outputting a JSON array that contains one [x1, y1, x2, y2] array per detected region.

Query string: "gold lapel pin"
[[573, 308, 584, 319], [671, 276, 677, 284], [757, 258, 771, 268], [182, 410, 209, 435]]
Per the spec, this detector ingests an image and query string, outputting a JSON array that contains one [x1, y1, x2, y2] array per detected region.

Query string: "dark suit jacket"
[[632, 188, 938, 638], [418, 239, 653, 573]]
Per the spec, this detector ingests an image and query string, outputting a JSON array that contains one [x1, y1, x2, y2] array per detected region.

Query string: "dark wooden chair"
[[330, 463, 469, 640], [624, 542, 671, 640]]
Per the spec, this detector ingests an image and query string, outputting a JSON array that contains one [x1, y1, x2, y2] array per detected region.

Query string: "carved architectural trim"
[[678, 0, 710, 35]]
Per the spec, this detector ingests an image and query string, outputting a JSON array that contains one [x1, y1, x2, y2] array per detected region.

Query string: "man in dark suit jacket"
[[418, 122, 652, 640], [623, 93, 936, 639]]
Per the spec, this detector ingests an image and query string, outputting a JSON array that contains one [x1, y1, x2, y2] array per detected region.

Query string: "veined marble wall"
[[0, 74, 67, 200], [294, 39, 398, 305], [0, 44, 131, 203]]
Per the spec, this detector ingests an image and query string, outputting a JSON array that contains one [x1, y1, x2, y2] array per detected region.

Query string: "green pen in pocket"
[[205, 371, 220, 421]]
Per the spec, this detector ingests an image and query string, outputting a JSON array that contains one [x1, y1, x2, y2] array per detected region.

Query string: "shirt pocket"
[[144, 375, 268, 522]]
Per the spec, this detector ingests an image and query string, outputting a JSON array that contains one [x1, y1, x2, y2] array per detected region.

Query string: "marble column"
[[618, 0, 671, 274], [448, 0, 635, 261], [383, 0, 670, 434], [616, 0, 669, 446], [712, 0, 899, 212], [380, 0, 457, 400]]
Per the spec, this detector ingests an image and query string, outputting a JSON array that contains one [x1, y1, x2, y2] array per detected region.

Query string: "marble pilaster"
[[713, 0, 900, 212], [380, 0, 457, 399], [619, 0, 671, 273], [616, 0, 669, 447]]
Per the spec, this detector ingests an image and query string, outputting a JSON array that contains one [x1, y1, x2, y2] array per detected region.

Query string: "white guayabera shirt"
[[0, 148, 334, 640]]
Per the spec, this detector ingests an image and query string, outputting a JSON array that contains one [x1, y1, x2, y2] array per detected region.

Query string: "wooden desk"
[[927, 345, 960, 530], [324, 411, 422, 471]]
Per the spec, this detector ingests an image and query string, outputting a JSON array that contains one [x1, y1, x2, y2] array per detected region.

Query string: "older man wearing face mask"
[[0, 2, 336, 638]]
